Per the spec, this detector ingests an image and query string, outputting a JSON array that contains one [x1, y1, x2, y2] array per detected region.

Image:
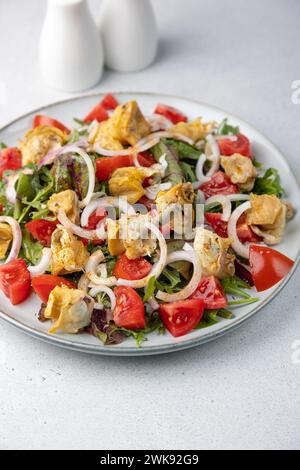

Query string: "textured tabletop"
[[0, 0, 300, 450]]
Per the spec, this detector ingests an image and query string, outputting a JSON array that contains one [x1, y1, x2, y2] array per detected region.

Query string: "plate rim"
[[0, 90, 299, 356]]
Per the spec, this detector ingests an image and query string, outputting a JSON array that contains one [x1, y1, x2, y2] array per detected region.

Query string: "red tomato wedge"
[[84, 103, 109, 123], [101, 93, 119, 110], [0, 259, 31, 305], [249, 245, 294, 292], [205, 212, 262, 243], [113, 286, 146, 330], [81, 208, 106, 246], [32, 275, 77, 303], [154, 103, 188, 124], [113, 254, 152, 281], [189, 276, 227, 310], [218, 134, 252, 158], [95, 152, 155, 181], [200, 171, 239, 198], [33, 115, 70, 134], [25, 219, 58, 247], [159, 299, 205, 337], [0, 147, 22, 178], [84, 94, 119, 123]]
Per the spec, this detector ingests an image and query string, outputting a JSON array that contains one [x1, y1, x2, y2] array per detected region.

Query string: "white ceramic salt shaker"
[[98, 0, 158, 72], [39, 0, 104, 92]]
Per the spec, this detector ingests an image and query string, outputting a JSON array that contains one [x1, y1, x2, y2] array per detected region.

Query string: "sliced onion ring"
[[89, 286, 116, 311], [28, 248, 52, 277], [227, 201, 252, 259], [80, 196, 136, 228], [58, 209, 106, 240], [0, 216, 22, 263], [116, 222, 167, 289], [85, 250, 116, 287], [156, 249, 202, 303], [205, 195, 232, 222]]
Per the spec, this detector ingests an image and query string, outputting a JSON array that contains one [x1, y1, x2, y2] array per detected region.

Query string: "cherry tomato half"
[[0, 147, 22, 178], [113, 254, 152, 281], [189, 276, 227, 310], [25, 219, 58, 247], [201, 171, 239, 198], [159, 299, 205, 337], [154, 103, 188, 124], [113, 286, 146, 330], [218, 134, 252, 158], [33, 115, 70, 134], [32, 275, 76, 303], [249, 245, 294, 292]]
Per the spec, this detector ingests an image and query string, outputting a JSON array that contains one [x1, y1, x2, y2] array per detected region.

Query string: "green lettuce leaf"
[[253, 168, 285, 197]]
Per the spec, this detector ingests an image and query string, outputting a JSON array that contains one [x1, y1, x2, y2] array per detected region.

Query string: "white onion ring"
[[215, 135, 238, 141], [39, 140, 88, 167], [89, 286, 116, 311], [5, 174, 19, 204], [205, 134, 220, 177], [227, 201, 252, 259], [57, 146, 95, 208], [85, 250, 116, 287], [80, 196, 136, 228], [116, 222, 167, 289], [0, 216, 22, 263], [58, 209, 106, 240], [156, 249, 202, 302], [28, 248, 52, 277], [196, 154, 210, 183], [227, 194, 251, 202], [78, 274, 90, 293], [205, 195, 232, 222], [147, 114, 173, 131]]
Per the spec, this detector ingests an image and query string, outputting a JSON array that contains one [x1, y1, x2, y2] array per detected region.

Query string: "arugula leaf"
[[164, 139, 201, 161], [253, 168, 285, 198], [217, 119, 239, 136], [228, 298, 259, 306], [221, 276, 252, 299], [21, 230, 43, 265], [144, 276, 156, 302], [217, 308, 234, 319], [73, 118, 87, 127], [153, 141, 184, 185], [0, 142, 7, 149], [181, 161, 196, 182], [195, 310, 219, 329]]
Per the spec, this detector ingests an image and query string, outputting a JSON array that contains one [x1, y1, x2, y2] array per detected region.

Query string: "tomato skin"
[[0, 259, 31, 305], [32, 275, 76, 303], [101, 93, 119, 110], [200, 171, 239, 198], [218, 134, 252, 158], [249, 245, 294, 292], [25, 219, 58, 247], [81, 208, 106, 246], [113, 286, 146, 330], [33, 115, 70, 134], [95, 152, 155, 181], [205, 212, 262, 243], [159, 299, 204, 337], [113, 254, 152, 281], [0, 147, 22, 178], [154, 104, 188, 124], [84, 103, 109, 123], [205, 213, 228, 238], [190, 276, 227, 310]]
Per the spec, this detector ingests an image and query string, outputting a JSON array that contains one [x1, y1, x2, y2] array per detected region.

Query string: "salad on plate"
[[0, 94, 295, 346]]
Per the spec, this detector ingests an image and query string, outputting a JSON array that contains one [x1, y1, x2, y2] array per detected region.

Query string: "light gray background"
[[0, 0, 300, 450]]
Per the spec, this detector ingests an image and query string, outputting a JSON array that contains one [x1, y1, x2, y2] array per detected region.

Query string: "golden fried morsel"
[[194, 227, 235, 279], [169, 118, 216, 143], [246, 194, 286, 245], [0, 223, 12, 259], [44, 285, 94, 334], [51, 227, 89, 275], [109, 167, 159, 205], [220, 153, 257, 191], [107, 215, 157, 260], [91, 100, 151, 150], [20, 126, 66, 165], [48, 190, 79, 223]]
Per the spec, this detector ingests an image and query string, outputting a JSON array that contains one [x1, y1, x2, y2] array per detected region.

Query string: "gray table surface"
[[0, 0, 300, 450]]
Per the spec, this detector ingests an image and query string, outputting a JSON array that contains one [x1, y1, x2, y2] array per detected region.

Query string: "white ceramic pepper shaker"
[[98, 0, 158, 72], [39, 0, 104, 92]]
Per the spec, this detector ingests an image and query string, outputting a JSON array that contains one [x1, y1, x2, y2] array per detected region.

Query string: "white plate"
[[0, 92, 299, 356]]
